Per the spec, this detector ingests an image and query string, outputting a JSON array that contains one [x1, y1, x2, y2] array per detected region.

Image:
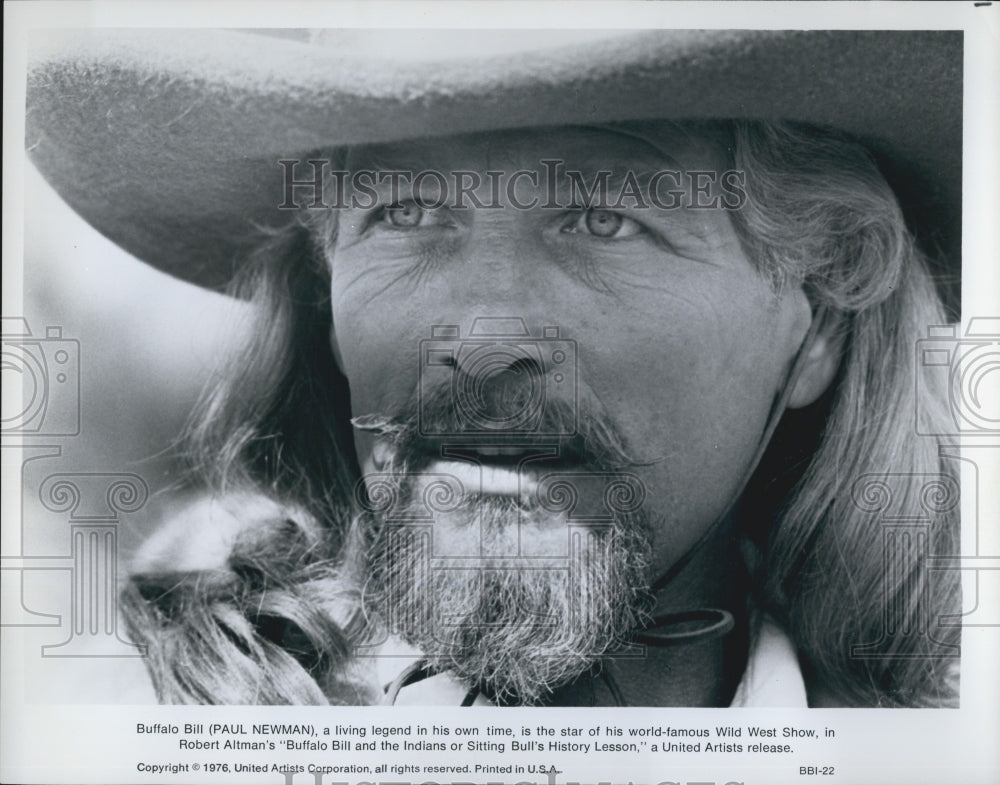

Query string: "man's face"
[[326, 125, 813, 700]]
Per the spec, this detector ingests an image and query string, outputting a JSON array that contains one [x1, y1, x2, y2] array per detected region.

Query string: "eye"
[[370, 200, 458, 234], [383, 201, 425, 228], [561, 209, 644, 239]]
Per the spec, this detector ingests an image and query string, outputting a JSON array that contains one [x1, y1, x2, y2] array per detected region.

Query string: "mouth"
[[368, 433, 591, 501], [416, 435, 593, 504]]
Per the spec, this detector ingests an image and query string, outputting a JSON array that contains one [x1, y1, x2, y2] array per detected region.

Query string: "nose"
[[443, 211, 553, 316], [453, 349, 546, 432]]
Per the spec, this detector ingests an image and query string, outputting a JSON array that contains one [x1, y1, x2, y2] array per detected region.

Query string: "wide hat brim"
[[26, 28, 961, 305]]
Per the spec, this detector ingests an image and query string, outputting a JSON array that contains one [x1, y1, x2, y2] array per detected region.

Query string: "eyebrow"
[[568, 144, 685, 173]]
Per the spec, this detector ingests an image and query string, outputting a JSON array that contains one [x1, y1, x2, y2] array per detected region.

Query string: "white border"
[[3, 3, 998, 785]]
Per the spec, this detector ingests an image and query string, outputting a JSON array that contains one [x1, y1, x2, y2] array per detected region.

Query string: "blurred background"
[[16, 162, 252, 560], [4, 164, 251, 700]]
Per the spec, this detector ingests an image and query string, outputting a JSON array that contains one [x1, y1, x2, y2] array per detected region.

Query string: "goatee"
[[362, 490, 653, 705]]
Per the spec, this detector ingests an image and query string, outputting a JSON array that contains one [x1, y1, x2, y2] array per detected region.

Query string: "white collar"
[[729, 616, 808, 707]]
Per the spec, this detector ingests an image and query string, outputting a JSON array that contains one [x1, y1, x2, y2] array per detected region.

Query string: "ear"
[[786, 310, 844, 409]]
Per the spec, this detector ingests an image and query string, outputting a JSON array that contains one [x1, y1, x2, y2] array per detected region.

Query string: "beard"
[[362, 480, 654, 705]]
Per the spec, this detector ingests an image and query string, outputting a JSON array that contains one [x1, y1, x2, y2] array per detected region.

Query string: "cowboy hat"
[[25, 28, 961, 308]]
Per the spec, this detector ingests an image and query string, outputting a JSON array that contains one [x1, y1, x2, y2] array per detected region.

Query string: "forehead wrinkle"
[[603, 121, 732, 172], [571, 125, 687, 172]]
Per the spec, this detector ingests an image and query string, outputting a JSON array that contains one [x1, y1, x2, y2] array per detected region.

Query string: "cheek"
[[594, 325, 774, 474], [329, 290, 415, 417], [584, 293, 802, 565], [590, 286, 792, 441]]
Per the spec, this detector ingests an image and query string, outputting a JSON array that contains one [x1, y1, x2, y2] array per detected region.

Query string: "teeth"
[[426, 461, 536, 496]]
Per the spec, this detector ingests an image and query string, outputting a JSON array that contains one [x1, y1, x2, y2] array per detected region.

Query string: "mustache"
[[352, 379, 644, 473]]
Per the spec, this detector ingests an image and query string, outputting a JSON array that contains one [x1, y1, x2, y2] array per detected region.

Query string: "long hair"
[[122, 121, 960, 706], [121, 217, 378, 703], [727, 122, 959, 707]]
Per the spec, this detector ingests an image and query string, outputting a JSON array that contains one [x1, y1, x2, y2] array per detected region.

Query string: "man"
[[25, 29, 961, 707]]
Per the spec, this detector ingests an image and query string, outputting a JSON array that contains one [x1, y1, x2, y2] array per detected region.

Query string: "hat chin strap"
[[648, 307, 828, 593], [613, 306, 829, 663]]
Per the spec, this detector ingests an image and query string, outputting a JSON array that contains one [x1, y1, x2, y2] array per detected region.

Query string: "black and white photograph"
[[3, 3, 998, 784]]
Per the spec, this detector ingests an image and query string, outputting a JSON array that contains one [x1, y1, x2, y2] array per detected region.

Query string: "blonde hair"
[[728, 121, 959, 706]]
